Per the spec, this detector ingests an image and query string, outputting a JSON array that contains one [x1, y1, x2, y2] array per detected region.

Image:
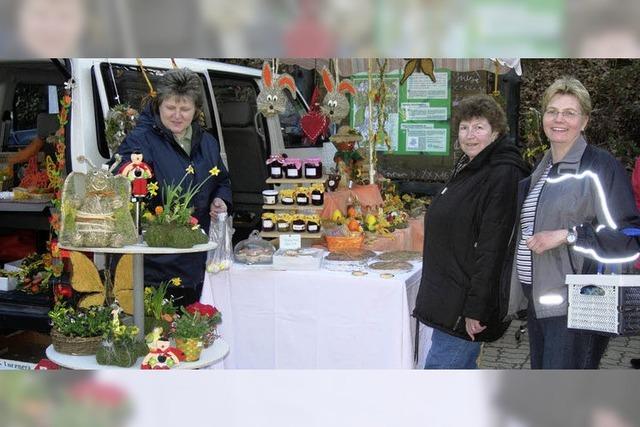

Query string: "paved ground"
[[480, 320, 640, 369]]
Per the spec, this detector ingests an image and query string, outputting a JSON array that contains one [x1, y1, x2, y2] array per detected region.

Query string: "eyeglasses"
[[544, 109, 582, 120]]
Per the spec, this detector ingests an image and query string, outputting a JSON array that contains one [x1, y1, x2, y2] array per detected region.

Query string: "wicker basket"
[[325, 234, 365, 252], [51, 329, 103, 356]]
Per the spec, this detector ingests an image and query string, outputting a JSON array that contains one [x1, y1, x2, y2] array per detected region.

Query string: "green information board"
[[350, 69, 451, 156]]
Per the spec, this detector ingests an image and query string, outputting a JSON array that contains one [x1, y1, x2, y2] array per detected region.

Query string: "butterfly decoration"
[[256, 61, 298, 117], [400, 58, 436, 85], [69, 251, 134, 314]]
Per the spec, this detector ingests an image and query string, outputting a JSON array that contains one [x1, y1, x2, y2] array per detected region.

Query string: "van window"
[[98, 63, 216, 154], [5, 83, 61, 151]]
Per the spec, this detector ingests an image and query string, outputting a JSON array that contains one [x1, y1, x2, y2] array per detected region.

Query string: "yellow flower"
[[147, 181, 159, 196], [209, 166, 220, 176], [186, 165, 195, 175], [143, 211, 155, 222], [170, 277, 182, 287]]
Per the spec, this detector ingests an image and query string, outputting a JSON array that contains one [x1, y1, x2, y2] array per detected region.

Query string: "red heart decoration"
[[301, 110, 329, 142]]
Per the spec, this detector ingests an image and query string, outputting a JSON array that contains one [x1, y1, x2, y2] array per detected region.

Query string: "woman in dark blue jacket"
[[413, 95, 529, 369], [114, 68, 232, 305]]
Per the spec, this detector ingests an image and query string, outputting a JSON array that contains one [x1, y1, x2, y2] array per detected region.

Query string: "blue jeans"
[[527, 312, 609, 369], [424, 328, 482, 369]]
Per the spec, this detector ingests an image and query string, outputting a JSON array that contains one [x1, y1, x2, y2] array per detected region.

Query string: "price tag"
[[279, 234, 302, 250]]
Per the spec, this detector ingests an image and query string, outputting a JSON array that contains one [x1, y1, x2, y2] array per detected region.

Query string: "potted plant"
[[185, 302, 222, 348], [172, 303, 219, 361], [96, 306, 148, 367], [48, 303, 111, 355], [143, 165, 220, 248], [143, 278, 180, 334]]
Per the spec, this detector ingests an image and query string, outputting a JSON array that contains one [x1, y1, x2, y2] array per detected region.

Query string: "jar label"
[[277, 222, 289, 230], [262, 219, 273, 228], [305, 167, 316, 176], [263, 195, 277, 204], [286, 168, 299, 177], [282, 197, 294, 204], [271, 166, 281, 175], [311, 194, 322, 201], [296, 196, 308, 203], [307, 224, 319, 232], [292, 224, 306, 231]]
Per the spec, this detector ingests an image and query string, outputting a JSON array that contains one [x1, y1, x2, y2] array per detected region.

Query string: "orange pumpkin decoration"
[[347, 206, 357, 218]]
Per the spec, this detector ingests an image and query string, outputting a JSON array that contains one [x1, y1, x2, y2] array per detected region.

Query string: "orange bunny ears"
[[321, 67, 355, 96], [261, 61, 297, 98]]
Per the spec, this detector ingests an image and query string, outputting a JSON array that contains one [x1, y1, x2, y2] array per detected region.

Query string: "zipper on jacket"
[[453, 316, 463, 331], [528, 162, 555, 297]]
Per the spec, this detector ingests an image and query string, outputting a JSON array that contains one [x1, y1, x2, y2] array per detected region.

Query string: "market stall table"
[[201, 256, 432, 369]]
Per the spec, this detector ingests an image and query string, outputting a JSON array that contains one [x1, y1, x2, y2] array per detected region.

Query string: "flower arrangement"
[[143, 165, 220, 248], [14, 252, 62, 294], [105, 104, 139, 154], [173, 302, 221, 361], [45, 89, 71, 212], [174, 303, 219, 340], [96, 306, 148, 367], [49, 303, 111, 338], [143, 277, 180, 333]]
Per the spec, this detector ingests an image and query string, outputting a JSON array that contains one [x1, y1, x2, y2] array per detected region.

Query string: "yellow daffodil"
[[170, 277, 182, 286], [209, 166, 220, 176], [142, 211, 155, 222], [186, 165, 195, 175], [147, 181, 159, 196]]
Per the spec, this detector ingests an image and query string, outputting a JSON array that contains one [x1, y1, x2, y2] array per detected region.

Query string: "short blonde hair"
[[541, 77, 592, 116]]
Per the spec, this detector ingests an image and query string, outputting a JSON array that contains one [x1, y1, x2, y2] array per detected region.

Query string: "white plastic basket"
[[566, 274, 640, 336]]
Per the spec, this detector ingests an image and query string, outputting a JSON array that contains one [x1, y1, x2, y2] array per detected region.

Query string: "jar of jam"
[[311, 189, 324, 206], [304, 159, 322, 179], [306, 221, 320, 233], [296, 192, 309, 205], [261, 216, 275, 232], [267, 155, 285, 179], [276, 219, 291, 232], [292, 219, 306, 233], [285, 159, 302, 179], [280, 193, 295, 205]]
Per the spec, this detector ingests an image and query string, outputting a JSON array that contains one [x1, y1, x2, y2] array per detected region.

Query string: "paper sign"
[[279, 234, 302, 250]]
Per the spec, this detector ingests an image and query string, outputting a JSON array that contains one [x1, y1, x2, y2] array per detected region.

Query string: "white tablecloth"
[[201, 260, 432, 369]]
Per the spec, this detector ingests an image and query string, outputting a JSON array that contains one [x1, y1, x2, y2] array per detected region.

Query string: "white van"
[[0, 58, 320, 241]]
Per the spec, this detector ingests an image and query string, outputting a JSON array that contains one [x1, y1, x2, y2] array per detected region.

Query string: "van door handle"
[[254, 112, 265, 139]]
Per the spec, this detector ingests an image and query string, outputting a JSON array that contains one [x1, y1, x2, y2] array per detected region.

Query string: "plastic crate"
[[567, 274, 640, 336]]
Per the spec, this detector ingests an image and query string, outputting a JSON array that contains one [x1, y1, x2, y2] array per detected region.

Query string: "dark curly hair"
[[154, 68, 204, 112], [452, 94, 508, 137]]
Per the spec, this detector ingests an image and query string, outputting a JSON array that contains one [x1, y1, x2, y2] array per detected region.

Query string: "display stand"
[[262, 177, 326, 240], [59, 241, 217, 340], [45, 338, 229, 370]]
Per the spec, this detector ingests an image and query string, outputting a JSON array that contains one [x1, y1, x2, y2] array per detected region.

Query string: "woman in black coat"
[[413, 95, 529, 369]]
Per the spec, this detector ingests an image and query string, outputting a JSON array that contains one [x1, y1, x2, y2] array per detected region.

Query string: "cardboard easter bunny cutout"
[[256, 62, 297, 117], [320, 67, 356, 123]]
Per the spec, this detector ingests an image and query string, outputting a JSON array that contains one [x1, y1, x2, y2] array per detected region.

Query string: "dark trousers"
[[527, 311, 609, 369]]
